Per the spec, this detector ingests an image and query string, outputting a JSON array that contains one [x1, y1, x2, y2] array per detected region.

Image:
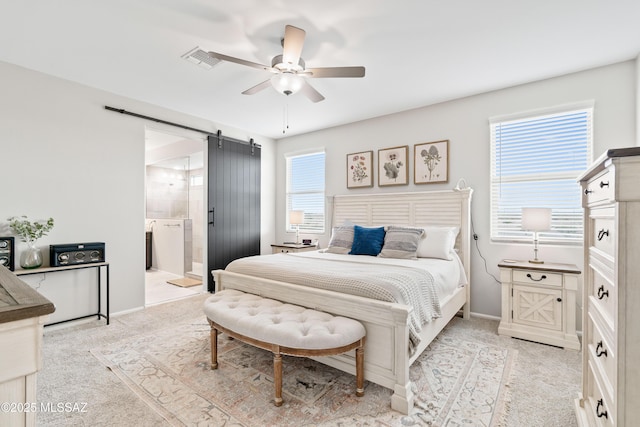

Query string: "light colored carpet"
[[37, 293, 581, 426]]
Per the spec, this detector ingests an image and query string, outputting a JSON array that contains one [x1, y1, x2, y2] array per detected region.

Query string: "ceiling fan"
[[207, 25, 365, 103]]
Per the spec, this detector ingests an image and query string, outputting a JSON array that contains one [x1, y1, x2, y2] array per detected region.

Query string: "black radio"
[[50, 242, 105, 267], [0, 237, 15, 271]]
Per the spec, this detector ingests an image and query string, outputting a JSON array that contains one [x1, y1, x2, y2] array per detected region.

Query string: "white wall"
[[0, 61, 276, 323], [275, 60, 637, 319]]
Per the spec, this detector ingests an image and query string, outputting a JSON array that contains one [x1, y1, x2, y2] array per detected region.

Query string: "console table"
[[15, 262, 109, 326]]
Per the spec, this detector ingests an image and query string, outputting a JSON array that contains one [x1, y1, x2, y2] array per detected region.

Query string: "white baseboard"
[[111, 306, 145, 317], [469, 312, 501, 321]]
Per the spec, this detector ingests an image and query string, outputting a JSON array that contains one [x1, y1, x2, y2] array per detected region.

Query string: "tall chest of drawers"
[[575, 147, 640, 427]]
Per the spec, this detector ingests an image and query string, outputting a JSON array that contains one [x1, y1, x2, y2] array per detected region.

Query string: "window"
[[490, 104, 593, 244], [286, 151, 325, 233]]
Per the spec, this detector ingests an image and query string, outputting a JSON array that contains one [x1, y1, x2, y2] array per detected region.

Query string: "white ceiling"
[[1, 1, 640, 140]]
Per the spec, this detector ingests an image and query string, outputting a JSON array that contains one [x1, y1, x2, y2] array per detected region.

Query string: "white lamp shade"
[[289, 210, 304, 225], [522, 208, 552, 231]]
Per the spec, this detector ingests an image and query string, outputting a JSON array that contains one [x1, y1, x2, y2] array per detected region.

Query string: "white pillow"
[[416, 226, 459, 260]]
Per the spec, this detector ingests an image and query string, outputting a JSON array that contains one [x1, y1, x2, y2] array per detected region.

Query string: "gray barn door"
[[207, 133, 260, 291]]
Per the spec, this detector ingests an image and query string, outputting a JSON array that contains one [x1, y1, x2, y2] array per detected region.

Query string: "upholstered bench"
[[203, 289, 366, 407]]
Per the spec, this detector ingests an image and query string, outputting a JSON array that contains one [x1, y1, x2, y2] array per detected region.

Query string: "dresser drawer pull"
[[599, 181, 609, 188], [597, 229, 609, 241], [526, 273, 547, 282], [595, 341, 608, 358], [597, 286, 609, 300], [596, 399, 608, 419], [584, 189, 593, 195]]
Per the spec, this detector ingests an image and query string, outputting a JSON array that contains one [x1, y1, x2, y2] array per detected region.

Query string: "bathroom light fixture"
[[522, 207, 552, 264], [289, 210, 304, 244]]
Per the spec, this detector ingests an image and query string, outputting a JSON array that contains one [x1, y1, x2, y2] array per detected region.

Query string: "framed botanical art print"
[[414, 140, 449, 184], [378, 145, 408, 186], [347, 151, 373, 188]]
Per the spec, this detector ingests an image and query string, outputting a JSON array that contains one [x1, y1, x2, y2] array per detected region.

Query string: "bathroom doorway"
[[144, 128, 206, 306]]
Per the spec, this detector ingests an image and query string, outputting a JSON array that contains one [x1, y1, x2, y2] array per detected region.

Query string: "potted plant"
[[7, 215, 55, 269]]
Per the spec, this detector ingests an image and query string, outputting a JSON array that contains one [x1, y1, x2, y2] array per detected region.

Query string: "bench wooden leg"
[[356, 342, 365, 397], [273, 352, 283, 407], [210, 327, 219, 370]]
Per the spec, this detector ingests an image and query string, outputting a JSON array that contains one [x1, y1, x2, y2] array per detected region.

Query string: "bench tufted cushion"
[[203, 289, 366, 350]]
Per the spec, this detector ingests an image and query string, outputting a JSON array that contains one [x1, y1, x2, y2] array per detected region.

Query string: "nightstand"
[[498, 259, 581, 350], [271, 243, 318, 254]]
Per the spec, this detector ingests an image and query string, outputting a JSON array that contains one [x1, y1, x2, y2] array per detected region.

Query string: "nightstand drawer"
[[512, 269, 563, 287], [585, 169, 614, 207]]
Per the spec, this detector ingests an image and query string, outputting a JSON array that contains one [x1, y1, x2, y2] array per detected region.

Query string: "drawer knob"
[[599, 181, 609, 188], [526, 273, 547, 282], [584, 189, 593, 195], [597, 229, 609, 241], [597, 285, 609, 300], [596, 341, 608, 358], [556, 297, 562, 302], [596, 399, 608, 419]]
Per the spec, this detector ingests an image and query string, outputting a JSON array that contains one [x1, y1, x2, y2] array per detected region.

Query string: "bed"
[[212, 188, 473, 414]]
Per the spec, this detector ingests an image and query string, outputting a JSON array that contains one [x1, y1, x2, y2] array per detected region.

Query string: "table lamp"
[[289, 210, 304, 244], [522, 207, 551, 264]]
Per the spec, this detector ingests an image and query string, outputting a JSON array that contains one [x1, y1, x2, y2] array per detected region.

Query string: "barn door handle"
[[209, 208, 214, 226]]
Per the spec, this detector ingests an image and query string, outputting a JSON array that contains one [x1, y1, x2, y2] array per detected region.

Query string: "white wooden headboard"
[[331, 189, 473, 281]]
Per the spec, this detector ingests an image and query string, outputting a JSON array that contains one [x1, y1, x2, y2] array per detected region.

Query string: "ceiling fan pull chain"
[[282, 101, 290, 134]]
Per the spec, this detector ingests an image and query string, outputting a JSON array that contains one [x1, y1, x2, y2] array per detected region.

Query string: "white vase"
[[20, 242, 43, 269]]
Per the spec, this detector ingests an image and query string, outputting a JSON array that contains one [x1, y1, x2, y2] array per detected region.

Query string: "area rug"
[[90, 321, 516, 426], [166, 277, 202, 288]]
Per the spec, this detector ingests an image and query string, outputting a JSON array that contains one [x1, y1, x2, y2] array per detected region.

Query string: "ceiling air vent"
[[181, 47, 221, 69]]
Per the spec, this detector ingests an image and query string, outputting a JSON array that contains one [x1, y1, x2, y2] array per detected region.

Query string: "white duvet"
[[225, 250, 467, 353]]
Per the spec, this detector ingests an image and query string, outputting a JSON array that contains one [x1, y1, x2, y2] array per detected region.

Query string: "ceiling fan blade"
[[208, 51, 274, 72], [282, 25, 306, 67], [241, 79, 272, 95], [306, 66, 366, 78], [300, 81, 325, 103]]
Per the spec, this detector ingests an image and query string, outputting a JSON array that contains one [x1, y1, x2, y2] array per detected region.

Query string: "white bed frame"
[[212, 188, 473, 414]]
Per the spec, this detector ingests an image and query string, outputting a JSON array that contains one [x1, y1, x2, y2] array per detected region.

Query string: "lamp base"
[[528, 259, 544, 264]]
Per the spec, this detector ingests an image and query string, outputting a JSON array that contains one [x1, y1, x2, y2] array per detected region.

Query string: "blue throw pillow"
[[349, 225, 386, 256]]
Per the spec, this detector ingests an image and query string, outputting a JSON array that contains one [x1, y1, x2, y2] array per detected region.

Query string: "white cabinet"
[[574, 147, 640, 427], [498, 260, 581, 350], [0, 266, 55, 427]]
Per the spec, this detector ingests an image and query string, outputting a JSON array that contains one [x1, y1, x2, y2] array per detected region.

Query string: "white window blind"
[[490, 106, 592, 244], [286, 151, 325, 233]]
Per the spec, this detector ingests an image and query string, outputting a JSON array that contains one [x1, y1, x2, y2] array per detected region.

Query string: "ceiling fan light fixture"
[[270, 72, 304, 96]]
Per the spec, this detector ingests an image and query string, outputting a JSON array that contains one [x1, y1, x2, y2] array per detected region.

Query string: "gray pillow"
[[326, 225, 354, 254], [378, 226, 424, 259]]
